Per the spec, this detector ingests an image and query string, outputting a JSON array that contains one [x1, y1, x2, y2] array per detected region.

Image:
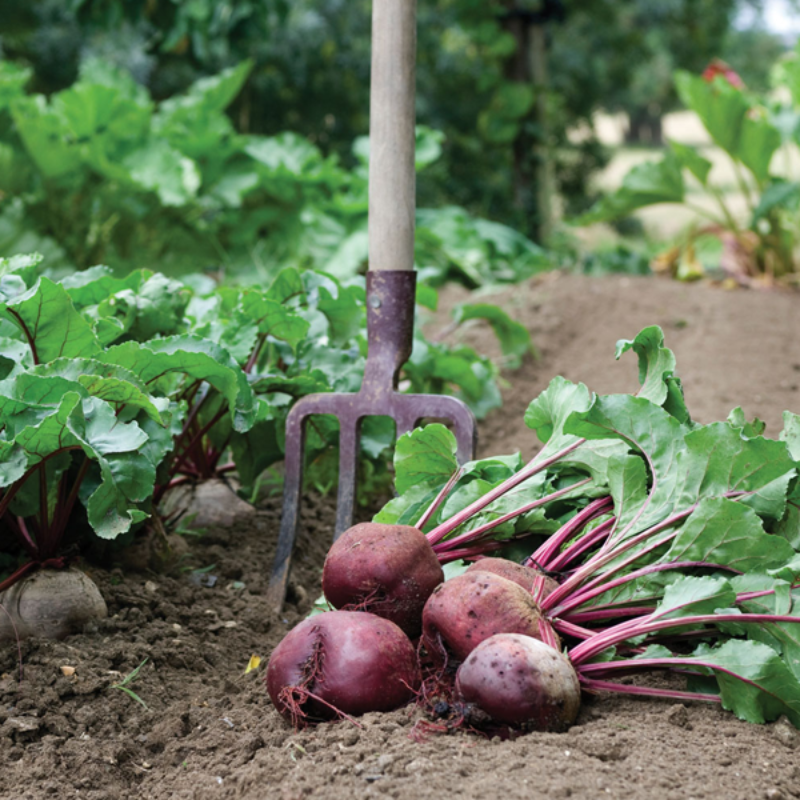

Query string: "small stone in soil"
[[4, 717, 40, 734], [190, 572, 218, 588], [340, 730, 359, 747], [377, 754, 395, 772], [666, 704, 690, 729]]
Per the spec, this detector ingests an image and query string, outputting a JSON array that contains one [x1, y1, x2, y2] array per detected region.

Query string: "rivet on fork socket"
[[368, 295, 382, 309]]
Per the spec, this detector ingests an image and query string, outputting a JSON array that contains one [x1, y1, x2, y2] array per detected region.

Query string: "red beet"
[[465, 558, 559, 598], [266, 610, 419, 724], [322, 522, 443, 638], [421, 570, 550, 664], [455, 633, 580, 731]]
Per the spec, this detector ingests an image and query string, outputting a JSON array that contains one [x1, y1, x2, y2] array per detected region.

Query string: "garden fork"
[[267, 0, 477, 612]]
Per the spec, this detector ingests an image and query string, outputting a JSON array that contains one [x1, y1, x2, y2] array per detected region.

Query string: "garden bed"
[[1, 272, 799, 800]]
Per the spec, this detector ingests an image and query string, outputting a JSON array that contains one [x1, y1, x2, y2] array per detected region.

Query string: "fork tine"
[[334, 419, 360, 539], [266, 404, 307, 612]]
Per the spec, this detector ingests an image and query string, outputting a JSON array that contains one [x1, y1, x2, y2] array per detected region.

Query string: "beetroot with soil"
[[321, 522, 444, 638], [421, 570, 550, 665], [266, 609, 419, 724], [455, 633, 581, 731]]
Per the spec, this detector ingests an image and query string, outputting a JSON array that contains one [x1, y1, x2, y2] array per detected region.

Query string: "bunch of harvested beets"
[[268, 327, 800, 735]]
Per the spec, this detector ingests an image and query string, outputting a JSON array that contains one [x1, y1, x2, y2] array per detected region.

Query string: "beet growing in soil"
[[1, 273, 799, 799]]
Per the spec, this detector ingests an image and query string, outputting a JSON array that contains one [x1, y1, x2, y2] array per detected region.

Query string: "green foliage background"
[[0, 0, 782, 244]]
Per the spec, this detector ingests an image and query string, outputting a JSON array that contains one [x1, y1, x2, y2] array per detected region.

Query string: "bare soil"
[[1, 273, 799, 800]]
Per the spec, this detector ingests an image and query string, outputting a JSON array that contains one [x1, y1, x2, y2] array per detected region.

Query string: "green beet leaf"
[[651, 575, 737, 621], [98, 335, 256, 433], [1, 277, 101, 363], [693, 639, 800, 727], [393, 424, 459, 496], [665, 497, 794, 574], [7, 358, 165, 426], [737, 115, 781, 184], [615, 325, 689, 420], [524, 376, 628, 483], [727, 407, 767, 438], [566, 394, 688, 536], [781, 412, 800, 461], [265, 267, 305, 305], [677, 423, 796, 522], [525, 376, 592, 446], [0, 440, 27, 487], [373, 482, 442, 529], [240, 291, 310, 351]]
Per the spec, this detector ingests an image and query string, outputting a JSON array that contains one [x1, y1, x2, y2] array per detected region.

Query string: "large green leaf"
[[265, 267, 306, 305], [737, 115, 781, 183], [652, 575, 737, 620], [575, 154, 685, 225], [566, 398, 795, 546], [675, 71, 749, 156], [123, 140, 201, 207], [615, 325, 687, 418], [161, 60, 253, 118], [606, 453, 650, 533], [11, 96, 81, 179], [98, 335, 255, 432], [665, 497, 794, 573], [674, 71, 779, 182], [302, 272, 363, 347], [0, 337, 30, 380], [566, 394, 687, 535], [35, 395, 156, 539], [240, 291, 311, 351], [93, 272, 190, 343], [524, 376, 629, 484], [54, 80, 150, 145], [0, 277, 101, 363], [0, 440, 28, 487], [77, 375, 164, 426], [374, 482, 442, 528], [693, 639, 800, 727], [0, 62, 31, 110], [0, 253, 43, 289], [752, 181, 800, 224], [405, 336, 502, 419], [677, 423, 796, 521], [668, 141, 712, 186], [525, 376, 592, 446], [245, 132, 324, 178]]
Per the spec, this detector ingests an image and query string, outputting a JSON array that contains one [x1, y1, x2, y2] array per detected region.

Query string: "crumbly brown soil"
[[2, 273, 800, 800]]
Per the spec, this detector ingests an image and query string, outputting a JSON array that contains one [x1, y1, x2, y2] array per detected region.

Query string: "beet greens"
[[378, 325, 800, 727]]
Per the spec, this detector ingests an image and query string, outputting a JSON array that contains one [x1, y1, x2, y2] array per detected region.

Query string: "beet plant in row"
[[0, 253, 530, 639], [0, 255, 257, 639], [268, 325, 800, 733]]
